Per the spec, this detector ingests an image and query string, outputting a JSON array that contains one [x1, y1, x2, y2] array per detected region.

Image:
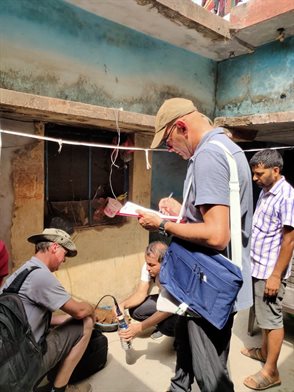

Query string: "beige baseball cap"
[[28, 228, 77, 257], [151, 98, 197, 149]]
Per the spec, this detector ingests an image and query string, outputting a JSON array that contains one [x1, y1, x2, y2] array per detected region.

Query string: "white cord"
[[145, 149, 151, 170], [58, 139, 63, 153], [108, 109, 122, 199], [0, 129, 292, 155]]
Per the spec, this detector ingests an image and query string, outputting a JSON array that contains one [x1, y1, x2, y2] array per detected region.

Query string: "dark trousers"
[[170, 314, 235, 392], [129, 294, 178, 337]]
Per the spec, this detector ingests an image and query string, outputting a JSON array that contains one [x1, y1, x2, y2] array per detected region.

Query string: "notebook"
[[117, 201, 181, 222]]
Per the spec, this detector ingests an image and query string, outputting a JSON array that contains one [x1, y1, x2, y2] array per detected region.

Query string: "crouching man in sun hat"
[[1, 228, 95, 392]]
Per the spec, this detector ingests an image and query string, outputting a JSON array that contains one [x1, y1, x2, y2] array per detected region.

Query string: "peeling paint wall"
[[0, 0, 216, 117], [0, 119, 151, 304], [0, 119, 43, 268], [0, 0, 217, 303], [216, 37, 294, 116]]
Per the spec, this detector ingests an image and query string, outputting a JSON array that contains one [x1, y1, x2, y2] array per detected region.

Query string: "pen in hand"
[[159, 192, 174, 214]]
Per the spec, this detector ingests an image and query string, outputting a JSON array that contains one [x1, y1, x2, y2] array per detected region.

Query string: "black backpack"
[[0, 266, 43, 392]]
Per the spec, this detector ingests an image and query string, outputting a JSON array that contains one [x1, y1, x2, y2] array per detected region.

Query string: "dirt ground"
[[83, 309, 294, 392]]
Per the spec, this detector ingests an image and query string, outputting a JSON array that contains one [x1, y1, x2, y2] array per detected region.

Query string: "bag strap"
[[3, 266, 40, 294], [176, 140, 242, 270], [209, 141, 242, 270]]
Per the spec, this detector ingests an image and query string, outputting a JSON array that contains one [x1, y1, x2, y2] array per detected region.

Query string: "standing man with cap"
[[1, 228, 94, 392], [137, 98, 253, 392]]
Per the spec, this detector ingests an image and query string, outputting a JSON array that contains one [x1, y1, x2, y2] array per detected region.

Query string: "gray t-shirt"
[[183, 128, 253, 312], [2, 256, 70, 342]]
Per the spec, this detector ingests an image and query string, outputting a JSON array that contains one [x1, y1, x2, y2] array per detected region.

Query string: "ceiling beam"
[[0, 89, 155, 135]]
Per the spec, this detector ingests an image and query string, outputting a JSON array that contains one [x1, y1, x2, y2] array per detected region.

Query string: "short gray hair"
[[35, 241, 53, 253], [145, 241, 168, 263], [249, 149, 283, 171]]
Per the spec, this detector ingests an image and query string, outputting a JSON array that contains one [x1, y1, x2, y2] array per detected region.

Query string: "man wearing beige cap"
[[1, 228, 94, 392], [137, 98, 253, 392]]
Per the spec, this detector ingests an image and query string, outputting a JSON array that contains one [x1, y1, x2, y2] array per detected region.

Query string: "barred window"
[[45, 123, 131, 229]]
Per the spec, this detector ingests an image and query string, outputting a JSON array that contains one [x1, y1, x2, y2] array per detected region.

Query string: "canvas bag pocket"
[[159, 239, 243, 329]]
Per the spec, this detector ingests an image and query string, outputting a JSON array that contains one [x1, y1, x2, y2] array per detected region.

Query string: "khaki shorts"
[[253, 278, 286, 330], [39, 318, 84, 379]]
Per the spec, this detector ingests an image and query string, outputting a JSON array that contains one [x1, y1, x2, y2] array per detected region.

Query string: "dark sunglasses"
[[162, 123, 177, 148]]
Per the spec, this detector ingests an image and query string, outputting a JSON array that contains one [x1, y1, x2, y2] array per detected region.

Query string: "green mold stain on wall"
[[0, 0, 216, 116]]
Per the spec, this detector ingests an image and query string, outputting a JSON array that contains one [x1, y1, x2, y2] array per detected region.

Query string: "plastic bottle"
[[117, 314, 132, 350]]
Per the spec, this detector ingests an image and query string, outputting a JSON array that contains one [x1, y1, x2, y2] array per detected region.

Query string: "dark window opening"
[[45, 123, 132, 229]]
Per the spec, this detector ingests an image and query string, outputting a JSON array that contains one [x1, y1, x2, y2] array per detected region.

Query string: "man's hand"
[[265, 274, 281, 297], [137, 211, 162, 231], [118, 322, 143, 340], [159, 197, 181, 216], [112, 303, 125, 319]]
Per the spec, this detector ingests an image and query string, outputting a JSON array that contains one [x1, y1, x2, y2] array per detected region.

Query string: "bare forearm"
[[141, 311, 171, 331], [120, 281, 150, 310], [121, 293, 147, 310], [76, 302, 95, 319], [138, 205, 230, 251], [61, 299, 95, 320], [266, 228, 294, 296], [272, 237, 294, 278], [164, 220, 229, 251]]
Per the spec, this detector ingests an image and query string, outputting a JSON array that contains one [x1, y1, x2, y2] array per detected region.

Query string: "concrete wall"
[[0, 119, 44, 265], [0, 0, 216, 117], [0, 119, 151, 304], [216, 36, 294, 116], [0, 0, 217, 303]]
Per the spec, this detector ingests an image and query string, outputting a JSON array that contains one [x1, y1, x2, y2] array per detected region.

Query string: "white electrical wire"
[[0, 129, 167, 152], [108, 108, 121, 199], [0, 128, 292, 157], [243, 146, 294, 152]]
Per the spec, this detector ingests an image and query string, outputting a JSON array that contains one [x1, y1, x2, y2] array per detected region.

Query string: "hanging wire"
[[0, 128, 293, 155], [58, 139, 63, 153], [145, 149, 151, 169], [108, 108, 122, 199], [0, 128, 167, 152], [243, 146, 294, 152]]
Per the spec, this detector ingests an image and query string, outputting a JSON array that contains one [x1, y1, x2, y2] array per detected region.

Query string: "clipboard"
[[116, 201, 181, 222]]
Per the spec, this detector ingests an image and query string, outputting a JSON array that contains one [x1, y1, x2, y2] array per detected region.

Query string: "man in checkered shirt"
[[242, 149, 294, 390]]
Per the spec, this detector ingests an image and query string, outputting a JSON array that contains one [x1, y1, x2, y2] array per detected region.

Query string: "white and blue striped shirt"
[[251, 176, 294, 279]]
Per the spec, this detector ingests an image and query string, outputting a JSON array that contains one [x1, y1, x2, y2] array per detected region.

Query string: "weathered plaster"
[[0, 119, 43, 268], [0, 0, 216, 117], [0, 117, 151, 303], [216, 37, 294, 116]]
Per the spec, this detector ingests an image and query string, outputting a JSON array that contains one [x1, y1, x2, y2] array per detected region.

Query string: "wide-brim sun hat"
[[27, 228, 77, 257], [151, 98, 197, 149]]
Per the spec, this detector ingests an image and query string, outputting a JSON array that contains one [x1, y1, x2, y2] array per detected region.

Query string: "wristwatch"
[[158, 220, 169, 236]]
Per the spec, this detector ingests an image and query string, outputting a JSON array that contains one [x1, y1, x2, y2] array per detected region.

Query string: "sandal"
[[241, 347, 266, 363], [244, 371, 281, 390]]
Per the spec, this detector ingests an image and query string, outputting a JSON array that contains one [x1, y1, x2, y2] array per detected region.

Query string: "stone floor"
[[83, 309, 294, 392]]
